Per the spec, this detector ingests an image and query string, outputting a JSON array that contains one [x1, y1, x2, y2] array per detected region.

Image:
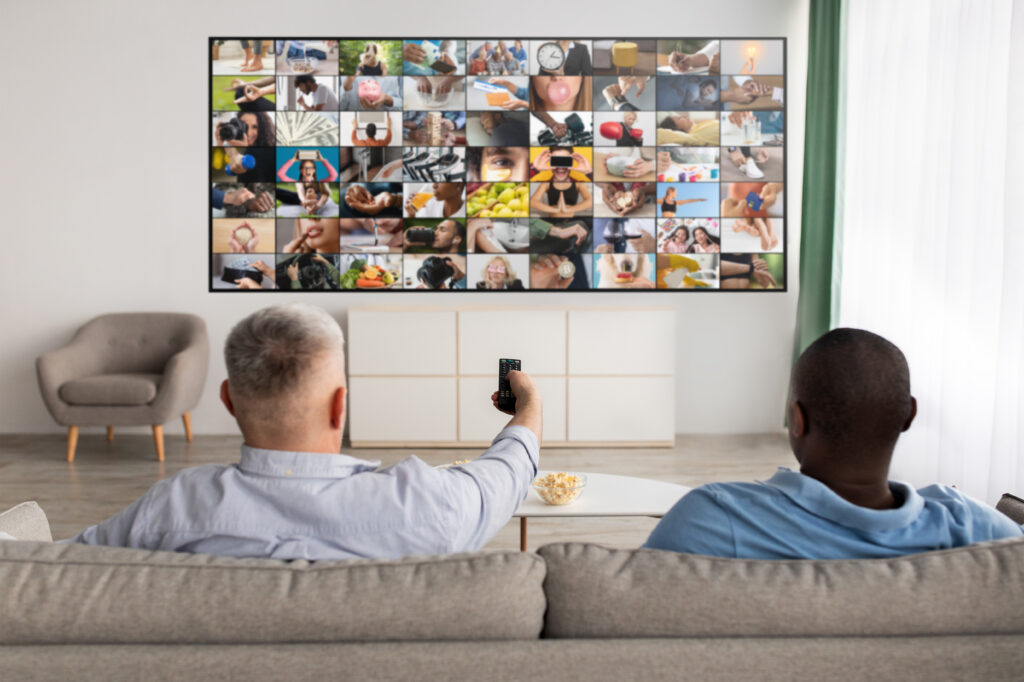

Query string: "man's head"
[[432, 219, 464, 251], [221, 303, 346, 452], [295, 75, 316, 94], [788, 328, 916, 472]]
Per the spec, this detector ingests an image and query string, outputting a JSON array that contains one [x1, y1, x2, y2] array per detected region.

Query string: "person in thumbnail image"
[[239, 40, 267, 73], [403, 40, 461, 76], [536, 40, 591, 76], [413, 256, 466, 290], [600, 182, 655, 217], [277, 151, 339, 216], [486, 41, 523, 75], [731, 217, 780, 251], [227, 77, 277, 111], [279, 253, 344, 290], [594, 253, 655, 288], [659, 223, 690, 253], [529, 254, 591, 290], [659, 187, 706, 218], [295, 75, 338, 111], [226, 258, 277, 289], [720, 254, 778, 289], [613, 111, 644, 146], [529, 76, 592, 112], [404, 111, 465, 145], [215, 112, 275, 147], [281, 218, 340, 254], [468, 146, 531, 183], [356, 43, 387, 76], [726, 145, 770, 179], [688, 226, 720, 253], [667, 40, 720, 74], [530, 148, 593, 219], [351, 117, 393, 147], [721, 182, 783, 219], [476, 255, 525, 290], [404, 183, 465, 219], [212, 185, 274, 218]]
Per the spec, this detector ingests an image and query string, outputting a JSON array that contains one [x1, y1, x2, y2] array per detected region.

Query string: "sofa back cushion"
[[538, 539, 1024, 638], [0, 542, 545, 644]]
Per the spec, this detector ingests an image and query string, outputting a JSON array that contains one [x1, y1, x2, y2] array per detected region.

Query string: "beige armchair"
[[36, 313, 209, 462]]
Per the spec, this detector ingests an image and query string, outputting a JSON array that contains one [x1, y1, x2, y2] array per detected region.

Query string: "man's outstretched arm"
[[442, 371, 541, 551]]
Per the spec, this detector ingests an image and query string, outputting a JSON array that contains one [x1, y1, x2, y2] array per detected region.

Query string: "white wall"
[[0, 0, 808, 436]]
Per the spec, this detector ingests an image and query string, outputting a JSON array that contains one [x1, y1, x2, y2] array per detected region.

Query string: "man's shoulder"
[[917, 483, 1024, 538], [684, 480, 782, 507]]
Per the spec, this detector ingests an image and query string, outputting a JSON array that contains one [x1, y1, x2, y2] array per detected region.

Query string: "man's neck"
[[799, 464, 898, 510], [243, 432, 341, 455]]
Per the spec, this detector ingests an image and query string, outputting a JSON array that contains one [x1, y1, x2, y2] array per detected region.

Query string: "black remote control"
[[497, 358, 521, 412]]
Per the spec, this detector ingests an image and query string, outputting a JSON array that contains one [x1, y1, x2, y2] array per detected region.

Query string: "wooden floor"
[[0, 432, 793, 550]]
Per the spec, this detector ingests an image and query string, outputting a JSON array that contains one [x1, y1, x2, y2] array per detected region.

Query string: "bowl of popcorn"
[[533, 472, 587, 505]]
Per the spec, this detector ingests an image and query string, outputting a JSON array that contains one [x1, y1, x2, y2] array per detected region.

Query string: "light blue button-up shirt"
[[67, 425, 538, 560], [644, 467, 1023, 559]]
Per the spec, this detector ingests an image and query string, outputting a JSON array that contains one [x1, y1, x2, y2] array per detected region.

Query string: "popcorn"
[[533, 472, 585, 505], [436, 459, 470, 469]]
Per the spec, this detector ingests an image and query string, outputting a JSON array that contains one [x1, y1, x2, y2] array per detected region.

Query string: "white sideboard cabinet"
[[347, 307, 675, 447]]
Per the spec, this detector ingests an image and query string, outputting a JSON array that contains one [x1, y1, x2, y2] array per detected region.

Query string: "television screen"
[[210, 38, 785, 291]]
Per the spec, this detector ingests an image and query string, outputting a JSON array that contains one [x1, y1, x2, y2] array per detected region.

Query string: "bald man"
[[644, 328, 1022, 559], [68, 303, 541, 560]]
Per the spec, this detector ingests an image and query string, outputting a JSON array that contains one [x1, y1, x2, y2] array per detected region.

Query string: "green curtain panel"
[[794, 0, 843, 358]]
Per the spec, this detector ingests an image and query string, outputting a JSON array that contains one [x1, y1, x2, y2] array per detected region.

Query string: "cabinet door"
[[567, 377, 674, 443], [458, 311, 566, 376], [458, 376, 566, 443], [349, 377, 456, 443], [568, 310, 674, 376], [348, 311, 456, 376]]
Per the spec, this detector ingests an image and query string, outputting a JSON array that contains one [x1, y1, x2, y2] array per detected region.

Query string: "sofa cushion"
[[0, 502, 52, 542], [538, 539, 1024, 638], [0, 542, 546, 645], [58, 373, 161, 406]]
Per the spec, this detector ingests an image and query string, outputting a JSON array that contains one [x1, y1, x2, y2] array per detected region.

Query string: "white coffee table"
[[513, 472, 691, 550]]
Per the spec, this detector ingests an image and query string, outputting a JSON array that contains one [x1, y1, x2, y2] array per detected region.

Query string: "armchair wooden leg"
[[152, 425, 165, 462], [67, 426, 79, 463], [106, 426, 114, 442], [182, 412, 193, 442]]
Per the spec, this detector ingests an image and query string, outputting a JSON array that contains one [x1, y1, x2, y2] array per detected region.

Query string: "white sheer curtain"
[[835, 0, 1023, 503]]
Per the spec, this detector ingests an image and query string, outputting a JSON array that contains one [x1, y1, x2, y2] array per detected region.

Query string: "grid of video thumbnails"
[[210, 38, 785, 291]]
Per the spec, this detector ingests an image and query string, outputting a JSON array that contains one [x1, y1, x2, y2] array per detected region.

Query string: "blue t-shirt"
[[643, 467, 1023, 559]]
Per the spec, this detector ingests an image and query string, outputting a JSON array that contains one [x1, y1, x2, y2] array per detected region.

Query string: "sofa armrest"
[[36, 337, 107, 421], [0, 502, 53, 543], [150, 338, 210, 419]]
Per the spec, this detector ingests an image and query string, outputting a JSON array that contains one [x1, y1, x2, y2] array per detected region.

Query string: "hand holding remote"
[[491, 359, 542, 440]]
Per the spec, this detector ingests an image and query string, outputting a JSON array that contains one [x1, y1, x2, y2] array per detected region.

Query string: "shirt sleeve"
[[642, 487, 737, 557], [442, 424, 540, 552]]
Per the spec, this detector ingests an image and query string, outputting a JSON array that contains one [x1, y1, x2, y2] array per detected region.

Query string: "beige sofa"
[[2, 503, 1022, 681]]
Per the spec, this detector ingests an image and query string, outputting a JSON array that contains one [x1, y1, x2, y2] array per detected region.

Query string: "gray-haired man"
[[68, 303, 541, 560]]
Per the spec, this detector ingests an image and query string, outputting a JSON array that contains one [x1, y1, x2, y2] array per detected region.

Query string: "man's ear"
[[902, 396, 917, 432], [330, 385, 346, 430], [788, 400, 807, 438], [220, 379, 236, 417]]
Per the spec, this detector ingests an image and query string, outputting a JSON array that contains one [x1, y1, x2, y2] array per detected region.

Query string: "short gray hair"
[[225, 303, 345, 401]]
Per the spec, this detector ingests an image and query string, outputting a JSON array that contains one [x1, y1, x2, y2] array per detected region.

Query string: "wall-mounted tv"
[[210, 38, 785, 291]]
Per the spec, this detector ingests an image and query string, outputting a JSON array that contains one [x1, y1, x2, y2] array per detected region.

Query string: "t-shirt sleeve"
[[642, 487, 737, 557], [966, 496, 1024, 540]]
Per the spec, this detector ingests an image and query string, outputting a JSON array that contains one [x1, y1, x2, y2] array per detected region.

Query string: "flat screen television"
[[210, 38, 785, 291]]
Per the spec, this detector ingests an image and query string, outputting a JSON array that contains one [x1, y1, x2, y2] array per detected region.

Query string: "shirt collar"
[[760, 467, 925, 532], [239, 444, 381, 479]]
